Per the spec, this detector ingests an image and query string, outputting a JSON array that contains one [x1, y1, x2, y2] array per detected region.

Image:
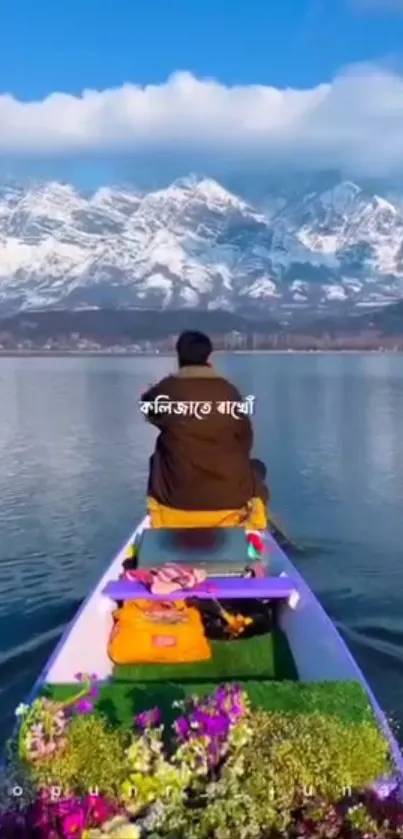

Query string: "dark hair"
[[250, 458, 267, 480], [176, 331, 213, 367]]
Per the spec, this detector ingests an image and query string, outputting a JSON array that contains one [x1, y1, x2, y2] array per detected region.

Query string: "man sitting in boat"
[[140, 330, 267, 530]]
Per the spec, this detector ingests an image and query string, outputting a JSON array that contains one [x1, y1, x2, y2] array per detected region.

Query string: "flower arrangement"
[[0, 791, 136, 838], [2, 678, 402, 839], [120, 684, 252, 833], [16, 674, 99, 765], [174, 683, 251, 770]]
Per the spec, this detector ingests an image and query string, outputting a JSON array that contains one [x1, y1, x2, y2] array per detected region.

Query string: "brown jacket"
[[141, 365, 255, 511]]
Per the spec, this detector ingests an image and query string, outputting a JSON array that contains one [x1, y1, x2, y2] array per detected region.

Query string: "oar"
[[268, 510, 303, 554]]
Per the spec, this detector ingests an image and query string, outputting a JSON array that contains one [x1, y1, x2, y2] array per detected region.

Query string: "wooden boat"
[[23, 515, 403, 791]]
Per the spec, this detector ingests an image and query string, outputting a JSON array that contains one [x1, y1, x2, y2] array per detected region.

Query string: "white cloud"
[[2, 63, 403, 175]]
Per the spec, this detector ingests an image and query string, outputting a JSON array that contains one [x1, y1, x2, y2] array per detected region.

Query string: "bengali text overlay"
[[139, 394, 256, 420]]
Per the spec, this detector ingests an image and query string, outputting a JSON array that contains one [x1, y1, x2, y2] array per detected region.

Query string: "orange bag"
[[107, 599, 212, 665]]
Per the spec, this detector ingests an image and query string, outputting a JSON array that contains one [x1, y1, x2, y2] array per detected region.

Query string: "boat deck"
[[31, 521, 403, 784], [112, 630, 297, 683]]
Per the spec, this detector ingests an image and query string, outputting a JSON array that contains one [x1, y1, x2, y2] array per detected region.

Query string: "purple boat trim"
[[102, 575, 296, 601]]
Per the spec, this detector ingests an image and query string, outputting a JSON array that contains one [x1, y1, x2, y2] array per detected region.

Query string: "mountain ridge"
[[0, 174, 403, 316]]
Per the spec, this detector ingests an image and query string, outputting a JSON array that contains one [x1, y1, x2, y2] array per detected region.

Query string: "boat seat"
[[102, 575, 297, 602], [135, 527, 257, 576]]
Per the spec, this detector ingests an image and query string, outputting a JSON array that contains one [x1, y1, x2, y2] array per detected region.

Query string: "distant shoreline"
[[0, 349, 401, 358]]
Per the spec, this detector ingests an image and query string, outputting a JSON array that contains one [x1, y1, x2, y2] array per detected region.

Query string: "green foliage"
[[121, 726, 191, 818], [7, 679, 395, 839], [346, 803, 381, 836], [147, 707, 392, 839], [243, 708, 392, 799], [244, 679, 381, 723], [28, 713, 130, 799]]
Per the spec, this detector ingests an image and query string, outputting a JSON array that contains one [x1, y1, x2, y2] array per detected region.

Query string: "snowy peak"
[[186, 176, 250, 209], [140, 176, 251, 220], [0, 175, 403, 316]]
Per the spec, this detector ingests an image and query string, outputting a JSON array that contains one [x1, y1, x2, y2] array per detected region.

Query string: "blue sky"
[[1, 0, 403, 184], [1, 0, 403, 96]]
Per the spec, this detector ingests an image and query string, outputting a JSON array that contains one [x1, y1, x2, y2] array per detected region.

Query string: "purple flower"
[[208, 743, 225, 768], [74, 671, 99, 685], [192, 709, 230, 739], [371, 776, 399, 800], [175, 715, 191, 740], [212, 685, 246, 723], [135, 706, 161, 729], [214, 685, 230, 704], [172, 687, 247, 770], [88, 683, 100, 700], [74, 698, 94, 714]]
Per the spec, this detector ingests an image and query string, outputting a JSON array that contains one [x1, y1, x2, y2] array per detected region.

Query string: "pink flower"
[[134, 706, 161, 729], [61, 809, 85, 838], [84, 794, 114, 825]]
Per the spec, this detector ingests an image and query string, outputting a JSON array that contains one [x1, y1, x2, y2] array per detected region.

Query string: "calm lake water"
[[1, 353, 403, 746]]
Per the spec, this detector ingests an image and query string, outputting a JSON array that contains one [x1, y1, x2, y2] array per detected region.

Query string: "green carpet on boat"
[[112, 630, 297, 684], [40, 624, 380, 733], [43, 680, 378, 733]]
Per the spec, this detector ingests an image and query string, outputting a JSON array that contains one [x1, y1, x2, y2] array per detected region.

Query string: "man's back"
[[141, 364, 254, 511]]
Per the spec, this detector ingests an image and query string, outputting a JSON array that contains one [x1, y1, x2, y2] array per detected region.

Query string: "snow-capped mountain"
[[0, 174, 403, 317]]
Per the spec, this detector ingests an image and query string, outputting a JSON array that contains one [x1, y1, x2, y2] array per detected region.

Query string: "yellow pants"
[[147, 496, 267, 531], [247, 497, 268, 530]]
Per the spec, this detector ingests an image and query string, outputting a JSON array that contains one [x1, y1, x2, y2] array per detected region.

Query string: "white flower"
[[108, 826, 141, 838], [15, 703, 29, 718], [94, 817, 141, 837]]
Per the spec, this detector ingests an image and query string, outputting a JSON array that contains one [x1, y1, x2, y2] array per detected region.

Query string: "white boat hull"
[[26, 518, 403, 779]]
